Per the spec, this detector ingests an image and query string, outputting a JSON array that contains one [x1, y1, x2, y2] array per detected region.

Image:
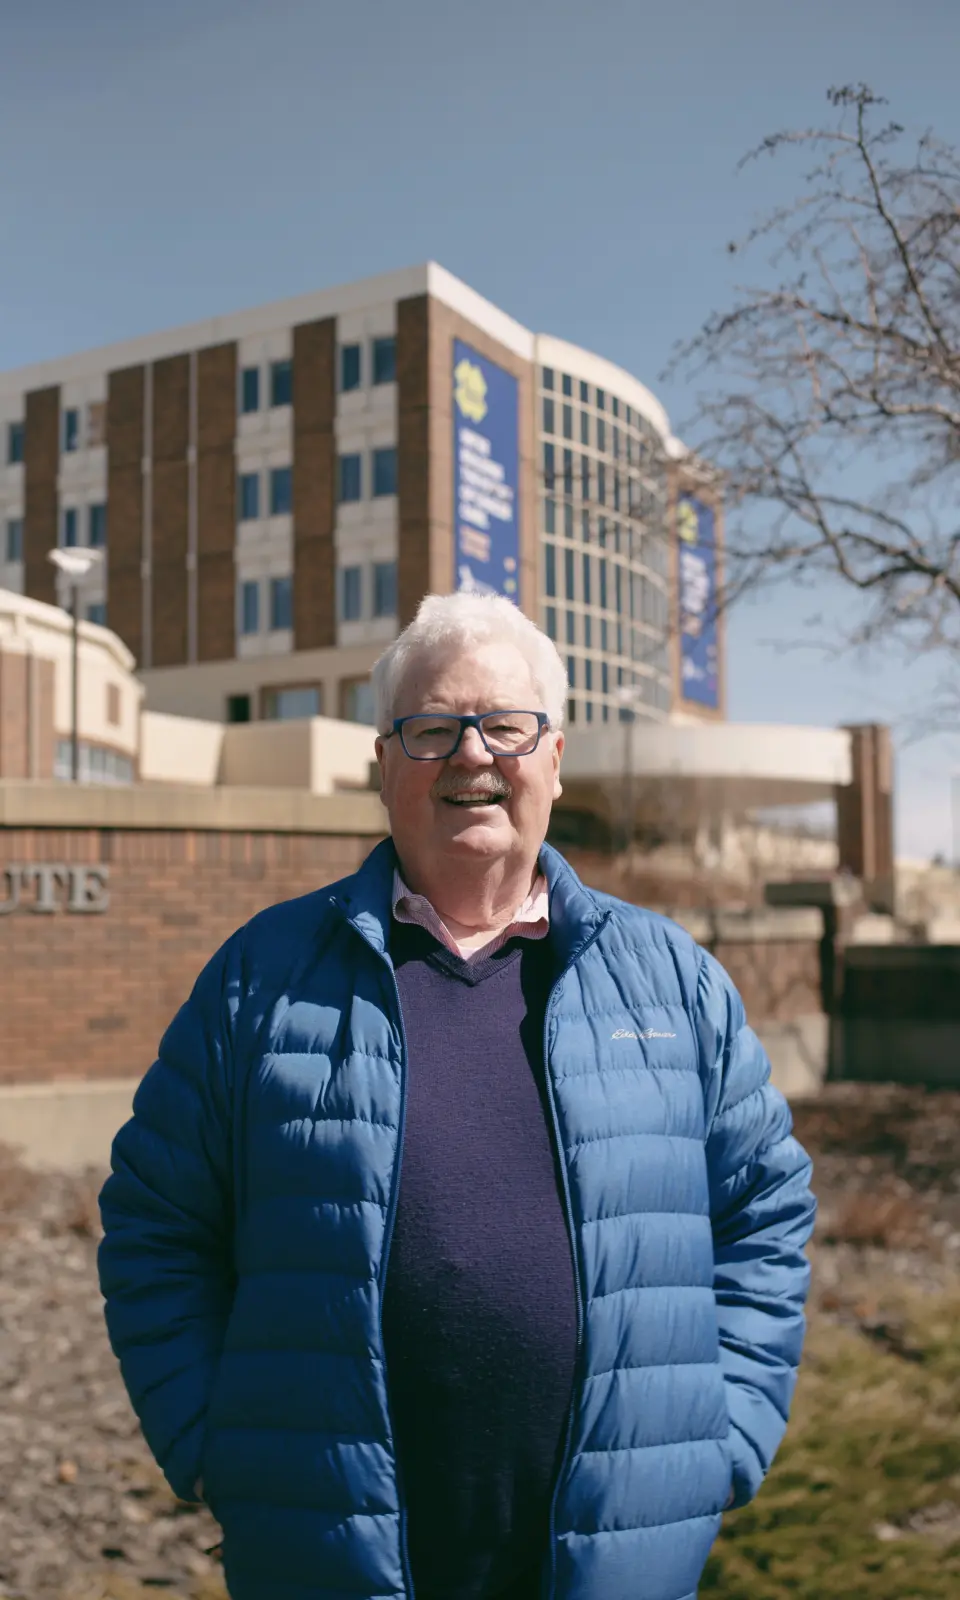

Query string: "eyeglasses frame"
[[381, 710, 551, 761]]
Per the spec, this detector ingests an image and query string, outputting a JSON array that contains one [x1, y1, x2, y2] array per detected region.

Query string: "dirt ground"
[[1, 1081, 959, 1600]]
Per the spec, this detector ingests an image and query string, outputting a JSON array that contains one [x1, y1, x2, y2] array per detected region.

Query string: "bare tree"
[[671, 86, 960, 671]]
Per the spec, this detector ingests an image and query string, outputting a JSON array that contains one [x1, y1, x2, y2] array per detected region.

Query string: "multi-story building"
[[0, 263, 724, 730]]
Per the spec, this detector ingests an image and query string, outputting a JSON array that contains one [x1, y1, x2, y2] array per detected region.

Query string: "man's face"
[[375, 640, 564, 875]]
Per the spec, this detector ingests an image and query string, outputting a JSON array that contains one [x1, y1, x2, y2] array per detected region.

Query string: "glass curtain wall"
[[538, 367, 672, 726]]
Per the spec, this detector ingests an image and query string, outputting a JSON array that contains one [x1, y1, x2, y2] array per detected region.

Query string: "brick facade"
[[23, 386, 60, 609], [292, 318, 336, 651], [0, 648, 55, 779], [396, 295, 431, 622], [197, 342, 237, 663], [836, 723, 895, 912], [0, 826, 383, 1083], [150, 354, 190, 668], [106, 365, 146, 665]]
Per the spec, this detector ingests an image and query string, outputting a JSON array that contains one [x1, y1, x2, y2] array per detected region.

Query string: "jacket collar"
[[331, 836, 607, 968]]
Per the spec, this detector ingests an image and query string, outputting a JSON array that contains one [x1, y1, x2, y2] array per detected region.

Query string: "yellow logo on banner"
[[677, 498, 699, 545], [454, 358, 488, 423]]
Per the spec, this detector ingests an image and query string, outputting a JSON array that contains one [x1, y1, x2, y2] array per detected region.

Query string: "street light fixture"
[[47, 547, 104, 782]]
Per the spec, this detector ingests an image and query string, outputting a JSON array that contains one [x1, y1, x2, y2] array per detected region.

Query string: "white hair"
[[371, 592, 569, 732]]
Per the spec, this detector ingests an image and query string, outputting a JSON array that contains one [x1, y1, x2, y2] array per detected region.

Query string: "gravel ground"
[[0, 1155, 223, 1600], [2, 1080, 959, 1600]]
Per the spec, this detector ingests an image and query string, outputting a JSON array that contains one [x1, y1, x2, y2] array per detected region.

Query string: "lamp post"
[[47, 547, 104, 781], [614, 684, 647, 868]]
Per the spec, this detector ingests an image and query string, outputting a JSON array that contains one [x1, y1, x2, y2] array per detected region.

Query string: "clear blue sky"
[[2, 0, 958, 858]]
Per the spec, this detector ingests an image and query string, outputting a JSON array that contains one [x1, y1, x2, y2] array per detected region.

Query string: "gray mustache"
[[433, 778, 512, 800]]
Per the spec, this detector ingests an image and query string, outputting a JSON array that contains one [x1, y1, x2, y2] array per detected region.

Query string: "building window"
[[270, 359, 293, 408], [579, 381, 589, 404], [545, 605, 557, 639], [239, 579, 260, 635], [238, 472, 260, 521], [543, 442, 555, 489], [564, 546, 575, 600], [567, 655, 577, 688], [580, 410, 590, 448], [7, 421, 24, 465], [544, 543, 556, 598], [263, 685, 322, 720], [372, 446, 398, 498], [270, 465, 293, 516], [340, 564, 363, 621], [542, 367, 555, 391], [582, 552, 592, 607], [544, 497, 556, 535], [227, 694, 251, 724], [341, 344, 362, 392], [341, 677, 376, 725], [372, 336, 397, 385], [596, 389, 605, 412], [88, 503, 107, 548], [62, 507, 79, 547], [564, 501, 574, 540], [106, 682, 121, 724], [373, 559, 397, 617], [584, 614, 592, 649], [63, 408, 80, 453], [5, 518, 22, 562], [543, 397, 555, 435], [565, 609, 575, 646], [561, 374, 573, 398], [87, 602, 107, 627], [270, 574, 293, 631], [581, 457, 590, 502], [339, 453, 362, 503], [54, 740, 133, 786], [563, 449, 574, 499], [611, 397, 619, 419], [241, 367, 260, 413], [562, 405, 573, 439]]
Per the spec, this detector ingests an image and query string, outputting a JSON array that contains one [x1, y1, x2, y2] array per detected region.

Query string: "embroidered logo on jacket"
[[611, 1027, 677, 1041]]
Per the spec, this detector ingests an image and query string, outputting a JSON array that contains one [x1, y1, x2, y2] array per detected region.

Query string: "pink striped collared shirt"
[[391, 867, 550, 960]]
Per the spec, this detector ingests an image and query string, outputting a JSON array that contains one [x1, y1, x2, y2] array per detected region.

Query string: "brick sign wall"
[[0, 821, 828, 1089], [0, 827, 382, 1084]]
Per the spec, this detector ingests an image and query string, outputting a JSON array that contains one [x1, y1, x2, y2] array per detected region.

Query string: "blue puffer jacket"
[[98, 840, 816, 1600]]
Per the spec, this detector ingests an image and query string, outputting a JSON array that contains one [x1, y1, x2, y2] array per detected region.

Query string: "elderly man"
[[99, 592, 816, 1600]]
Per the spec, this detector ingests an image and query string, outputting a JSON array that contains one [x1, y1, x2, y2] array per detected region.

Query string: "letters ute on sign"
[[0, 864, 110, 915]]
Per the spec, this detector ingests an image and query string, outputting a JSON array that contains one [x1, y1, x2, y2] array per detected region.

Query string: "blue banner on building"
[[677, 494, 720, 710], [452, 339, 520, 602]]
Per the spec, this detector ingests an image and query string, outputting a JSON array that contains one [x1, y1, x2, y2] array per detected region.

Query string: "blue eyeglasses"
[[382, 711, 550, 761]]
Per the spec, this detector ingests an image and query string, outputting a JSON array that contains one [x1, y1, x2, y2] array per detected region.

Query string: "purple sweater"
[[381, 921, 578, 1600]]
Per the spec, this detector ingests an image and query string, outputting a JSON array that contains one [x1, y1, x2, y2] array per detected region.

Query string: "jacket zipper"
[[541, 917, 609, 1600], [377, 957, 415, 1600]]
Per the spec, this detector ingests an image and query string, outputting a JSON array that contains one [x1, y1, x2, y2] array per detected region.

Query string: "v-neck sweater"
[[382, 920, 578, 1600]]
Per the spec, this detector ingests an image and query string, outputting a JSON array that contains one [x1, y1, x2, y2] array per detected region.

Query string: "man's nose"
[[449, 726, 494, 767]]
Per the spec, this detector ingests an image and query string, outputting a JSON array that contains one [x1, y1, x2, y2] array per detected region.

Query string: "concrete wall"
[[139, 709, 224, 785]]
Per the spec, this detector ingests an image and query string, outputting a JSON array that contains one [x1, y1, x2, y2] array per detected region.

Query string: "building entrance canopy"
[[560, 721, 853, 827]]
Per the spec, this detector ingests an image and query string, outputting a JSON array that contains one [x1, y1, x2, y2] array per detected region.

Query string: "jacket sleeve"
[[97, 932, 242, 1505], [695, 947, 817, 1509]]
